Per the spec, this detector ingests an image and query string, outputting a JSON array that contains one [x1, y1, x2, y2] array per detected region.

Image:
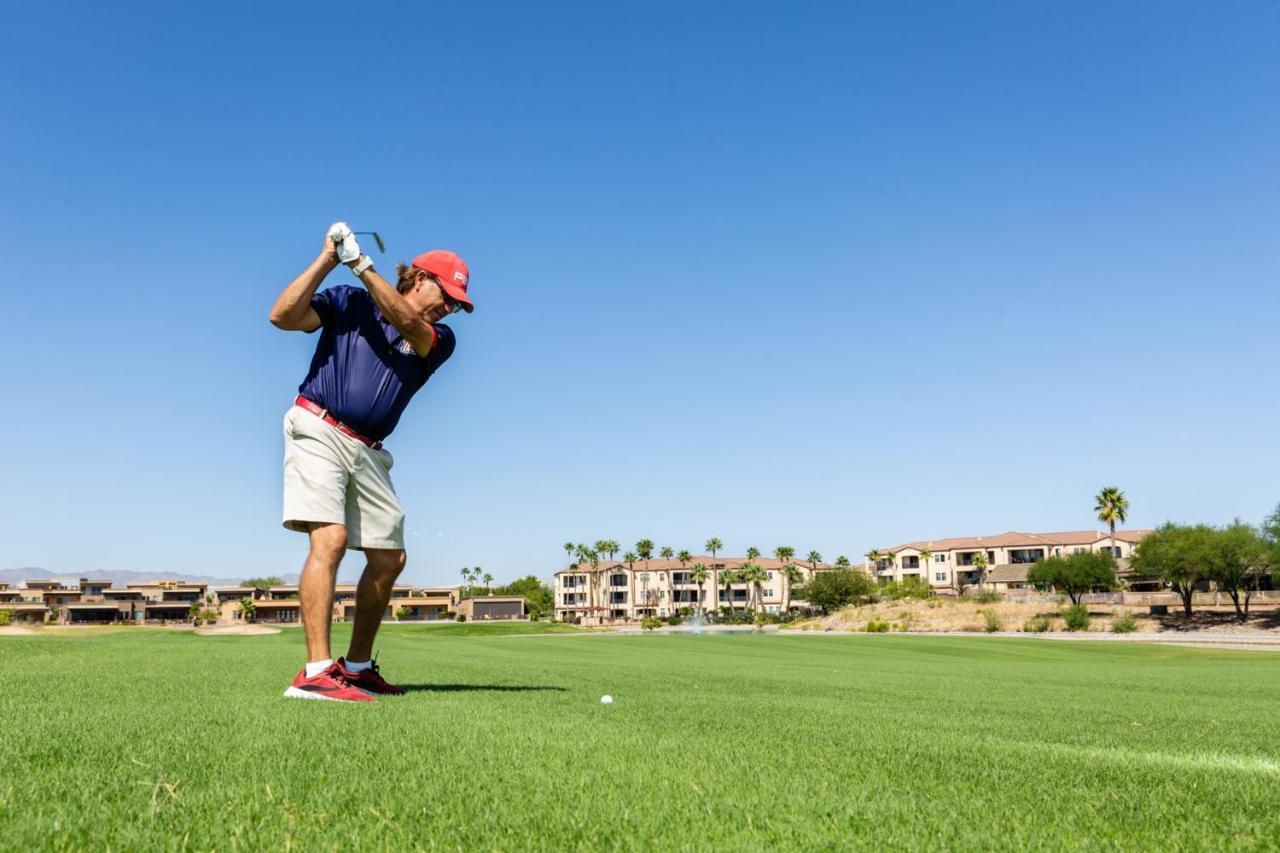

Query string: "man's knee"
[[308, 523, 347, 558], [367, 548, 406, 579]]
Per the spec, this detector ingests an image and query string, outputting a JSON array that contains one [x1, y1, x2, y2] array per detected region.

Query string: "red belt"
[[294, 396, 383, 450]]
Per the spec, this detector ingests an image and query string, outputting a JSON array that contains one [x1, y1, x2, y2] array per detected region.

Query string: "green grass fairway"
[[4, 628, 1278, 849]]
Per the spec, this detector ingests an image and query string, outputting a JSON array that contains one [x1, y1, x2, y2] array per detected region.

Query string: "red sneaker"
[[283, 663, 376, 702], [337, 656, 404, 695]]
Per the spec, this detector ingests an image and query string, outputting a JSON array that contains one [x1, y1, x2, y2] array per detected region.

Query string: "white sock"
[[344, 659, 372, 672], [305, 659, 334, 678]]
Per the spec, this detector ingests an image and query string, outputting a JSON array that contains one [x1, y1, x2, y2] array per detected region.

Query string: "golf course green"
[[3, 625, 1277, 849]]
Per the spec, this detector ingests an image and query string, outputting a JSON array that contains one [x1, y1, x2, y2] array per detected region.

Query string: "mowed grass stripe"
[[3, 629, 1278, 850]]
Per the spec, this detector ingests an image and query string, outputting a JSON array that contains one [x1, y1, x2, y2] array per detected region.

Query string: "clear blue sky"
[[3, 1, 1277, 585]]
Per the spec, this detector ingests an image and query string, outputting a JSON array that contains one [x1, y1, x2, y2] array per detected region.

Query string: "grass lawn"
[[3, 627, 1278, 849]]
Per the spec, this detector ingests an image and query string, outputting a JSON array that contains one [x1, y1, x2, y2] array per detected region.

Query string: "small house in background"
[[456, 595, 526, 621]]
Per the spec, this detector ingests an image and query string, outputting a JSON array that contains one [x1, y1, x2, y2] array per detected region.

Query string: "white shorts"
[[281, 406, 405, 550]]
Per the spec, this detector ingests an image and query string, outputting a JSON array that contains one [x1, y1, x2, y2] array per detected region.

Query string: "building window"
[[934, 554, 946, 563], [934, 572, 947, 582], [1074, 547, 1086, 555], [764, 589, 773, 597]]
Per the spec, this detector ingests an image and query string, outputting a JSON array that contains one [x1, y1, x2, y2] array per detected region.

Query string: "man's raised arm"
[[352, 265, 438, 355], [269, 236, 338, 331]]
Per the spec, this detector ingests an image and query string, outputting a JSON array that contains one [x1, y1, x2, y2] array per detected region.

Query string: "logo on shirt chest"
[[395, 338, 418, 356]]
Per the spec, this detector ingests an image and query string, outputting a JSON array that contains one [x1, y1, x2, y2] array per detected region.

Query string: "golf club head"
[[355, 231, 386, 253]]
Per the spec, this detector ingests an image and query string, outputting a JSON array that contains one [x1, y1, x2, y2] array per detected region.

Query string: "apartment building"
[[868, 529, 1155, 591], [554, 556, 833, 623], [0, 578, 461, 624]]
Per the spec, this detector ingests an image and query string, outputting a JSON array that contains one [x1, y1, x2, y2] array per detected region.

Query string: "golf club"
[[354, 231, 386, 253]]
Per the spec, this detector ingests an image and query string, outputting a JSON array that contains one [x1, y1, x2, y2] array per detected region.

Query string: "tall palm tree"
[[482, 572, 493, 594], [746, 546, 760, 561], [781, 563, 803, 611], [236, 597, 256, 622], [883, 551, 897, 583], [834, 555, 850, 570], [460, 566, 472, 596], [1094, 486, 1129, 559], [587, 549, 602, 621], [773, 546, 793, 566], [918, 548, 932, 587], [674, 550, 692, 611], [741, 562, 768, 614], [690, 563, 709, 616], [594, 540, 611, 562], [563, 542, 574, 566], [719, 568, 737, 613], [624, 551, 637, 570], [806, 550, 821, 569], [605, 540, 621, 561], [635, 539, 655, 611], [865, 549, 881, 576], [705, 538, 723, 564]]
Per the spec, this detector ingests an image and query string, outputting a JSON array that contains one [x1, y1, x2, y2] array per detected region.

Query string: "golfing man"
[[268, 222, 472, 702]]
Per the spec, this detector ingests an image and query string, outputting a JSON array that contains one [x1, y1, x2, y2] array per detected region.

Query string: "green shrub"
[[640, 616, 662, 631], [980, 609, 1001, 633], [394, 607, 411, 620], [0, 610, 12, 626], [1063, 604, 1091, 632], [972, 589, 1003, 604], [880, 577, 934, 601], [1022, 615, 1052, 633], [456, 614, 467, 623], [865, 618, 890, 633], [1111, 611, 1139, 633], [664, 615, 682, 626]]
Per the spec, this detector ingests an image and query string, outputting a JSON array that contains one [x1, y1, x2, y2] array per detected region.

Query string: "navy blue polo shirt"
[[296, 285, 455, 442]]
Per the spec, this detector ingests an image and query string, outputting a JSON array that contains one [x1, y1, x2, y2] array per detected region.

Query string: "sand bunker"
[[195, 624, 281, 636], [0, 626, 38, 636]]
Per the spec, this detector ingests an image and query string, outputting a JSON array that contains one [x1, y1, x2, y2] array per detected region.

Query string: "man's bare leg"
[[346, 548, 406, 663], [300, 522, 347, 662]]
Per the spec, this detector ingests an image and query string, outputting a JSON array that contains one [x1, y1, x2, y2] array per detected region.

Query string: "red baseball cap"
[[412, 250, 473, 313]]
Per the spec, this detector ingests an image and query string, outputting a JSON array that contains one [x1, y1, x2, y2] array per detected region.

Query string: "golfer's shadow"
[[398, 683, 567, 694]]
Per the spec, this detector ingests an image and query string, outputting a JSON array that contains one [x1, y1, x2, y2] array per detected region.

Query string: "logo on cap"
[[454, 272, 467, 283]]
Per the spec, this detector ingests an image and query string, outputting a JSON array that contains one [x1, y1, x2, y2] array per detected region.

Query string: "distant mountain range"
[[0, 567, 301, 587]]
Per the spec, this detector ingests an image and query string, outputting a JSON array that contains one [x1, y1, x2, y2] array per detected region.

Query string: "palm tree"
[[563, 542, 574, 566], [773, 546, 793, 566], [746, 546, 760, 561], [806, 550, 821, 569], [834, 555, 850, 570], [1095, 486, 1129, 559], [918, 548, 932, 587], [741, 562, 768, 614], [690, 563, 709, 616], [482, 572, 493, 594], [865, 549, 881, 576], [781, 563, 803, 611], [236, 597, 256, 622], [586, 548, 602, 622], [635, 539, 654, 610], [883, 551, 897, 582], [678, 549, 691, 568], [971, 551, 989, 591], [705, 538, 722, 564], [594, 540, 611, 562], [623, 551, 637, 570], [719, 568, 738, 613]]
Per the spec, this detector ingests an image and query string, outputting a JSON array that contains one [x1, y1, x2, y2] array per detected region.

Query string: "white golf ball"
[[600, 694, 614, 705]]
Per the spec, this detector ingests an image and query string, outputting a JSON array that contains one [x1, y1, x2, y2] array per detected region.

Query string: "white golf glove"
[[326, 222, 363, 265]]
